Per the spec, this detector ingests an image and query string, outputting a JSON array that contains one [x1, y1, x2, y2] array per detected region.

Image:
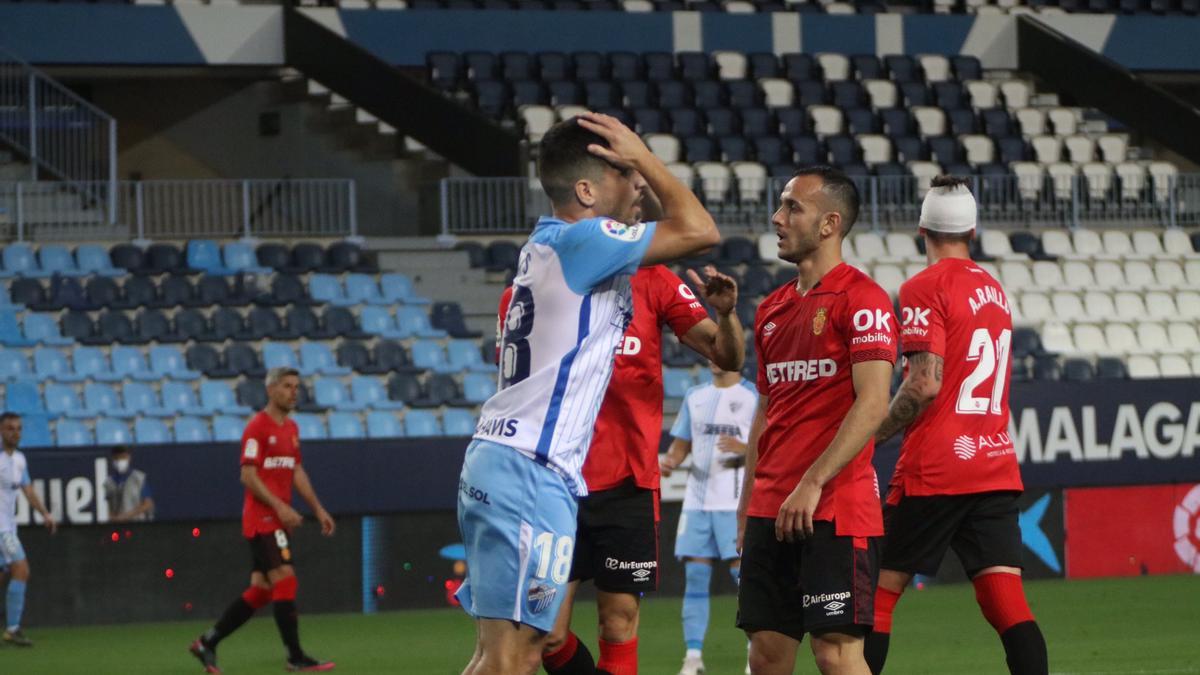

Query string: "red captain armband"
[[851, 348, 897, 364]]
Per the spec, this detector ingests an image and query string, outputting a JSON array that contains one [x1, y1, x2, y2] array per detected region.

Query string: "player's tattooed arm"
[[874, 351, 944, 445]]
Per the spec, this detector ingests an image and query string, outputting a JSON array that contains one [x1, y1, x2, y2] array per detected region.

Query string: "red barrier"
[[1065, 483, 1200, 578]]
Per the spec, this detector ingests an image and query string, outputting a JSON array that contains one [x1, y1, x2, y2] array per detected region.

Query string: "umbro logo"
[[763, 321, 777, 335], [632, 569, 651, 581], [824, 601, 845, 612]]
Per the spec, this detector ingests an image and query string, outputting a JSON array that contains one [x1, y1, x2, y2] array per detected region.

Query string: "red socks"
[[241, 585, 272, 610], [873, 586, 903, 634], [973, 572, 1035, 634], [597, 637, 638, 675], [544, 632, 581, 671], [272, 575, 299, 602]]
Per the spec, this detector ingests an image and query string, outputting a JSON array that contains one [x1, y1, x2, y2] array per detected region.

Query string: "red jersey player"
[[864, 177, 1048, 675], [737, 167, 896, 675], [190, 367, 336, 673], [498, 234, 745, 675]]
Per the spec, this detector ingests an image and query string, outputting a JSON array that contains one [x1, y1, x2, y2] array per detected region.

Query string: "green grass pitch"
[[3, 576, 1197, 674]]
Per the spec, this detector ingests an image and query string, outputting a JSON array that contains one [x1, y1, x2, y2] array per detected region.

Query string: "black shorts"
[[248, 529, 296, 573], [737, 518, 878, 642], [570, 482, 659, 593], [880, 489, 1024, 577]]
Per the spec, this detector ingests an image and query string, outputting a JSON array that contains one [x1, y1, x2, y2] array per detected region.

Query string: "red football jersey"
[[240, 411, 302, 538], [497, 266, 708, 491], [750, 263, 896, 537], [892, 258, 1023, 497]]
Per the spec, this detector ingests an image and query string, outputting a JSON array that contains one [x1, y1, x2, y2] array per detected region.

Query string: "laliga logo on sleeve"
[[600, 219, 645, 242], [1173, 484, 1200, 572]]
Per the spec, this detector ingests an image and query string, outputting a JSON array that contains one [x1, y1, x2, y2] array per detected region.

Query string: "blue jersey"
[[670, 380, 758, 511], [474, 216, 656, 496], [0, 450, 30, 533]]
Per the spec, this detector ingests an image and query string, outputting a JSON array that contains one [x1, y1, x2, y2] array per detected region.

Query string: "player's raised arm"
[[680, 265, 744, 371], [577, 113, 719, 265]]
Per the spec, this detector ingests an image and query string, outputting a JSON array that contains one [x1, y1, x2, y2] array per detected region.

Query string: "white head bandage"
[[918, 183, 977, 234]]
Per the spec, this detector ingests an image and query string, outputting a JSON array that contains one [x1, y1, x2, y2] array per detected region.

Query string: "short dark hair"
[[111, 445, 131, 457], [537, 118, 612, 207], [0, 412, 19, 424], [793, 165, 861, 236], [930, 174, 972, 190], [924, 229, 974, 245]]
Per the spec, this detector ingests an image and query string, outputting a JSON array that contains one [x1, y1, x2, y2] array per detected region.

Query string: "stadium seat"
[[235, 379, 268, 411], [82, 382, 128, 419], [398, 306, 448, 338], [150, 346, 202, 381], [121, 277, 158, 310], [174, 417, 212, 443], [374, 341, 420, 374], [1127, 355, 1160, 379], [223, 242, 272, 275], [1094, 357, 1128, 380], [1061, 358, 1094, 382], [94, 311, 142, 346], [73, 346, 121, 382], [4, 379, 42, 414], [24, 314, 73, 346], [0, 349, 30, 380], [259, 274, 314, 308], [461, 372, 497, 404], [292, 413, 327, 440], [187, 240, 233, 275], [1031, 356, 1062, 381], [366, 411, 404, 439], [146, 244, 198, 276], [432, 302, 482, 338], [314, 378, 362, 412], [0, 309, 32, 347], [160, 382, 208, 417], [405, 410, 443, 437], [194, 277, 233, 308], [328, 412, 366, 439], [213, 415, 246, 442], [309, 274, 354, 306], [132, 418, 170, 444], [442, 408, 477, 437], [300, 342, 352, 376], [359, 306, 408, 339], [288, 244, 327, 274], [345, 274, 389, 306], [55, 420, 93, 447], [1160, 354, 1192, 378], [111, 346, 158, 382], [9, 278, 47, 309], [138, 308, 186, 344], [76, 245, 125, 277], [97, 418, 133, 445], [411, 339, 457, 374], [264, 343, 301, 371], [44, 383, 88, 419], [322, 307, 370, 339], [663, 368, 693, 399], [381, 273, 431, 305], [34, 348, 84, 383], [0, 243, 36, 278], [447, 339, 496, 373], [1103, 323, 1140, 355], [200, 381, 253, 415], [349, 375, 405, 411]]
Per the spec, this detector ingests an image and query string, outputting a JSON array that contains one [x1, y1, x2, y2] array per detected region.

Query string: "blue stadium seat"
[[76, 245, 124, 277], [97, 418, 133, 445], [380, 273, 431, 305], [344, 274, 388, 306], [314, 378, 363, 412], [884, 55, 921, 83], [727, 81, 761, 110], [748, 52, 780, 79], [461, 372, 497, 404], [447, 339, 495, 373], [684, 136, 717, 162], [548, 81, 583, 106], [900, 82, 930, 107], [263, 343, 300, 371], [442, 408, 477, 437], [109, 244, 148, 276], [366, 411, 404, 439], [359, 306, 408, 339], [83, 382, 131, 419], [244, 307, 287, 341], [73, 346, 121, 382], [21, 415, 51, 448], [37, 245, 85, 278], [323, 307, 370, 340], [693, 82, 726, 110], [851, 54, 883, 79], [536, 52, 569, 81], [150, 346, 202, 381], [93, 311, 141, 346], [187, 240, 233, 275], [0, 349, 30, 380], [161, 382, 208, 416], [790, 136, 825, 165], [174, 416, 212, 443], [111, 346, 158, 382], [951, 55, 982, 81], [220, 243, 270, 275], [135, 418, 171, 445], [34, 348, 83, 383], [739, 108, 774, 139], [308, 274, 353, 306], [300, 343, 352, 377], [351, 375, 405, 410], [663, 368, 693, 399], [292, 413, 327, 440], [55, 420, 92, 447], [411, 339, 456, 374], [398, 306, 447, 338], [9, 279, 46, 310], [405, 410, 443, 437], [200, 381, 253, 415], [1, 244, 37, 278], [669, 108, 704, 137], [212, 415, 246, 442], [122, 382, 169, 417], [44, 383, 87, 419], [6, 379, 42, 414], [752, 137, 789, 165], [23, 314, 73, 346], [328, 412, 365, 440], [256, 243, 290, 272], [432, 303, 482, 339], [783, 53, 820, 81]]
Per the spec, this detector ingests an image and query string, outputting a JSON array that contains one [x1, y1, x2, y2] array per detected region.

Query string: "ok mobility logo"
[[1019, 494, 1061, 574]]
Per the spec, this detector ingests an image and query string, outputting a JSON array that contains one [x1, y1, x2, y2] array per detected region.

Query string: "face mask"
[[114, 459, 130, 473]]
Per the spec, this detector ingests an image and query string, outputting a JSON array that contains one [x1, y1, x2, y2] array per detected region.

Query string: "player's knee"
[[748, 635, 790, 673], [598, 603, 638, 641], [811, 637, 858, 674], [542, 628, 568, 656]]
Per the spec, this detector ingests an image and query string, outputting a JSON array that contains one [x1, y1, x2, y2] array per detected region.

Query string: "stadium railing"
[[0, 178, 358, 241], [0, 46, 117, 225], [440, 173, 1200, 234]]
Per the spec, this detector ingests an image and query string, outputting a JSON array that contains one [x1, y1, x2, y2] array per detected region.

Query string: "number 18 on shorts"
[[455, 440, 579, 633]]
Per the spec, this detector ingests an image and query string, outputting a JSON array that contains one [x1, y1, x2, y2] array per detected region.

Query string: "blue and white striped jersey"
[[474, 215, 656, 496], [670, 380, 758, 511], [0, 450, 30, 533]]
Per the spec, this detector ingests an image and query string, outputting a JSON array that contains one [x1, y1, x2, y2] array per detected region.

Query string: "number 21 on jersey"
[[956, 328, 1012, 415]]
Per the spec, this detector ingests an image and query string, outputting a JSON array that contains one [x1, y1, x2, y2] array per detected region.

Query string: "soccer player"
[[0, 412, 57, 647], [457, 113, 720, 675], [661, 362, 758, 675], [499, 193, 743, 675], [737, 166, 896, 675], [190, 367, 336, 673], [864, 177, 1048, 675]]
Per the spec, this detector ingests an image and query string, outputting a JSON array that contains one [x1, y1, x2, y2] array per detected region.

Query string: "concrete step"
[[378, 249, 474, 273]]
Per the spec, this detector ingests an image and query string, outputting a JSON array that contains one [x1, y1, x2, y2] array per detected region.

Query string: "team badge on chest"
[[812, 307, 828, 335]]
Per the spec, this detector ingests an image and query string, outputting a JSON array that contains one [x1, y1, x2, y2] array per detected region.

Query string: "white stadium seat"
[[1052, 292, 1087, 323], [912, 107, 947, 137], [1047, 107, 1078, 136], [1123, 260, 1157, 290], [1019, 292, 1053, 323], [1072, 324, 1108, 355], [1163, 229, 1199, 259], [864, 80, 898, 109], [1064, 135, 1096, 164], [1168, 322, 1200, 352], [1115, 162, 1147, 201], [1072, 229, 1108, 260], [1011, 162, 1045, 201], [1137, 323, 1174, 354], [1091, 260, 1127, 288], [817, 53, 850, 81], [919, 54, 951, 83], [873, 264, 906, 298], [1112, 291, 1146, 321], [885, 232, 921, 261], [1032, 260, 1065, 288], [1096, 134, 1129, 163], [1187, 261, 1200, 286], [982, 229, 1026, 260], [858, 135, 893, 166], [1159, 354, 1192, 378], [1000, 261, 1035, 292], [1061, 261, 1096, 290], [1031, 135, 1063, 164], [519, 105, 556, 142], [1148, 161, 1178, 204], [1040, 322, 1076, 354], [694, 162, 732, 204], [1176, 290, 1200, 320], [1041, 231, 1075, 259], [714, 51, 748, 80], [757, 233, 780, 262], [1081, 163, 1113, 201], [809, 105, 844, 137], [1127, 355, 1161, 379], [999, 80, 1032, 109], [1083, 291, 1115, 320], [965, 80, 998, 109], [1046, 163, 1076, 201], [1104, 323, 1141, 355], [645, 134, 681, 163], [759, 78, 794, 108], [854, 232, 889, 262], [908, 162, 942, 196], [730, 162, 768, 203], [1132, 230, 1169, 259], [1154, 260, 1187, 289], [1014, 108, 1047, 137], [962, 135, 995, 165], [667, 162, 696, 188]]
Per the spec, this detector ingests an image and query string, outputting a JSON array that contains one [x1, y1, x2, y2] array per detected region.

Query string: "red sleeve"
[[496, 286, 513, 365], [839, 281, 899, 365], [240, 418, 266, 468], [291, 421, 303, 465], [654, 267, 709, 337], [898, 276, 945, 357], [754, 305, 769, 395]]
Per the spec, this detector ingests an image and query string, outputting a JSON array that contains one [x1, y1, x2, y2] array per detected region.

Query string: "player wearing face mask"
[[104, 445, 155, 523]]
